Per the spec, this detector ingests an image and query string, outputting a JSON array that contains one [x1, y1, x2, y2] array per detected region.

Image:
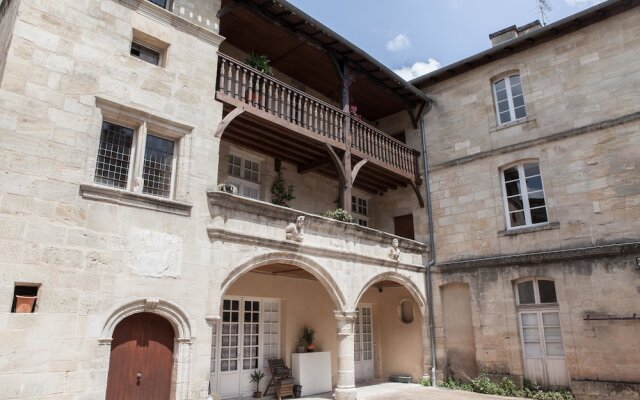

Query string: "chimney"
[[489, 20, 542, 46]]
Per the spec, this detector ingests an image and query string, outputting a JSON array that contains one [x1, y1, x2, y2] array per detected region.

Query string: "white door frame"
[[354, 304, 374, 382]]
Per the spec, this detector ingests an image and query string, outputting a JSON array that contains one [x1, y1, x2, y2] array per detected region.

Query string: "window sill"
[[490, 116, 536, 133], [498, 221, 560, 237], [80, 184, 192, 216]]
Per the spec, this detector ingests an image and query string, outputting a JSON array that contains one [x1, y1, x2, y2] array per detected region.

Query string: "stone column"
[[334, 310, 358, 400]]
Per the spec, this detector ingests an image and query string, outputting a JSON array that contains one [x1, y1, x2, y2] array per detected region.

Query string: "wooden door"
[[394, 214, 415, 240], [106, 312, 175, 400]]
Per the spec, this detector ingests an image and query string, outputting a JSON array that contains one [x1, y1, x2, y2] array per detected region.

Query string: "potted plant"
[[244, 53, 273, 105], [249, 369, 265, 398], [321, 208, 354, 223], [296, 336, 306, 353], [271, 172, 295, 207], [301, 327, 316, 352]]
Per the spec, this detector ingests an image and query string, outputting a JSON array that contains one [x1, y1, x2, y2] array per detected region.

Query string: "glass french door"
[[519, 310, 569, 388], [215, 298, 280, 399], [354, 305, 374, 381]]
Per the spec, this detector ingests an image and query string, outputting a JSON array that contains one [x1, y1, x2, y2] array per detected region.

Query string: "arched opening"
[[105, 312, 175, 400], [355, 275, 426, 383], [211, 254, 345, 399]]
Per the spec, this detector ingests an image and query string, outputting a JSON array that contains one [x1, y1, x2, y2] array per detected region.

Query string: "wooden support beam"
[[406, 101, 427, 130], [411, 180, 425, 208], [324, 144, 346, 182], [351, 159, 367, 184], [215, 106, 245, 138]]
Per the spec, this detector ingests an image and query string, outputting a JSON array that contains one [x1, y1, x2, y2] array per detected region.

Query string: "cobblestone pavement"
[[300, 382, 526, 400]]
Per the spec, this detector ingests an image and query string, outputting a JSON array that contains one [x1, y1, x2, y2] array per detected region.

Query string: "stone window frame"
[[514, 277, 559, 308], [130, 29, 170, 68], [499, 159, 550, 231], [81, 98, 193, 216]]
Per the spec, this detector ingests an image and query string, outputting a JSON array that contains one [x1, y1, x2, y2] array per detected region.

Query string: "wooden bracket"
[[351, 159, 368, 184], [325, 143, 346, 182], [410, 179, 425, 208], [406, 101, 427, 130], [214, 107, 245, 138]]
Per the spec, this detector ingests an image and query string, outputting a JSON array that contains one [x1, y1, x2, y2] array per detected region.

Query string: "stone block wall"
[[0, 0, 223, 398]]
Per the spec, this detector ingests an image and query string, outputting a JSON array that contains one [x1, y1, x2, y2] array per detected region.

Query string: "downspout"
[[418, 101, 438, 387]]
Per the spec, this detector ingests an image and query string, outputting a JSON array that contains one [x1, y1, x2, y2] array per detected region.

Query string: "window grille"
[[142, 134, 175, 198], [130, 42, 161, 66], [94, 122, 134, 189]]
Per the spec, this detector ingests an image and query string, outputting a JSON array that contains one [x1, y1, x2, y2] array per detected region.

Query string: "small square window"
[[11, 285, 39, 313], [130, 42, 161, 66], [147, 0, 168, 8]]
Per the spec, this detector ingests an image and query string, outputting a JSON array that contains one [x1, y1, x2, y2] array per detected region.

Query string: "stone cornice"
[[118, 0, 225, 47], [207, 228, 425, 272], [431, 111, 640, 171], [435, 240, 640, 272], [207, 191, 429, 254]]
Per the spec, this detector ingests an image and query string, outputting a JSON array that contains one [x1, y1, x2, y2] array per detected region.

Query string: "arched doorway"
[[212, 253, 345, 399], [354, 274, 427, 383], [105, 312, 175, 400]]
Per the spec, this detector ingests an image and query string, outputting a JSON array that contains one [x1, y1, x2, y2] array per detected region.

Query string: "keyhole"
[[136, 372, 142, 386]]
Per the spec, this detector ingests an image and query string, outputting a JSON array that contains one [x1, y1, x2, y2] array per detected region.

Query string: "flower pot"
[[293, 384, 302, 398], [306, 344, 315, 352], [252, 391, 262, 398], [15, 295, 36, 313]]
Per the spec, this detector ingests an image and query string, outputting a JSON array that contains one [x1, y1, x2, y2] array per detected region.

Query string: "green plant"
[[321, 208, 354, 222], [437, 372, 574, 400], [270, 172, 295, 207], [249, 369, 265, 393], [300, 327, 315, 347], [419, 377, 431, 386], [245, 53, 273, 75]]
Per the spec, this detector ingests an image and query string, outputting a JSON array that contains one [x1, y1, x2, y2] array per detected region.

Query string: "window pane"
[[509, 75, 521, 85], [542, 312, 560, 326], [495, 89, 508, 102], [528, 192, 546, 208], [510, 211, 526, 227], [546, 342, 564, 357], [148, 0, 168, 8], [514, 106, 527, 120], [499, 111, 511, 124], [94, 122, 134, 188], [505, 180, 521, 196], [525, 342, 543, 357], [523, 327, 541, 342], [513, 94, 525, 108], [526, 176, 543, 192], [518, 281, 535, 304], [544, 327, 563, 341], [510, 83, 523, 97], [494, 79, 506, 91], [507, 195, 524, 212], [503, 167, 520, 182], [530, 207, 548, 224], [497, 99, 510, 113], [538, 281, 557, 303], [523, 163, 540, 177], [130, 42, 160, 66], [142, 135, 174, 198]]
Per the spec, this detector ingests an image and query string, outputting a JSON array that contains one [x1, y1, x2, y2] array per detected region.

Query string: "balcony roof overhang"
[[218, 0, 432, 120]]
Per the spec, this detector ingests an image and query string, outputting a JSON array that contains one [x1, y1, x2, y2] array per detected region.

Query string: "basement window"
[[11, 285, 39, 313]]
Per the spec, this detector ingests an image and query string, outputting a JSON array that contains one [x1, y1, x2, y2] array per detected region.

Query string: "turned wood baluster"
[[267, 80, 274, 114]]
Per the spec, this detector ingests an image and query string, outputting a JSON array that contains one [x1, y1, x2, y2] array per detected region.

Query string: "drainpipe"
[[418, 101, 437, 387]]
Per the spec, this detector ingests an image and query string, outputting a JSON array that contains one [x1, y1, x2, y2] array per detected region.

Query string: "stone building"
[[0, 1, 638, 400], [408, 1, 640, 398]]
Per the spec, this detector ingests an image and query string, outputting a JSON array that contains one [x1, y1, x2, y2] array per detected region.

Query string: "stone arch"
[[220, 251, 346, 312], [99, 298, 193, 400], [353, 271, 426, 314], [100, 298, 193, 343]]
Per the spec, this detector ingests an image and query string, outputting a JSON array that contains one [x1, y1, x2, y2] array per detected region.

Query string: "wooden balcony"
[[214, 53, 423, 199]]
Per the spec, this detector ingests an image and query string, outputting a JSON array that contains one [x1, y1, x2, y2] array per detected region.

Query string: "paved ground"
[[299, 382, 525, 400]]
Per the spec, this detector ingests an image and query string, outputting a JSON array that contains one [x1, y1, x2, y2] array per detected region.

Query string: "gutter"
[[418, 101, 437, 386]]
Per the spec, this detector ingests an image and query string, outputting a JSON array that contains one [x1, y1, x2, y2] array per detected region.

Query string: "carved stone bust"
[[388, 238, 401, 261], [285, 216, 305, 242]]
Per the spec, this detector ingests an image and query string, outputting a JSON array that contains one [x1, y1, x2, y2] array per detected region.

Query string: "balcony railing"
[[216, 53, 419, 180]]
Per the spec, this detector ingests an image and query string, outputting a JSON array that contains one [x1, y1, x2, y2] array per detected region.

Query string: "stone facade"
[[409, 4, 640, 398]]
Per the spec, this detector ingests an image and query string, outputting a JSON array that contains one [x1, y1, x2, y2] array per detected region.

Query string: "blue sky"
[[287, 0, 605, 80]]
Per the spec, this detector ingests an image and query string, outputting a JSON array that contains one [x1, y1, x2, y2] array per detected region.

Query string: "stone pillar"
[[334, 310, 358, 400]]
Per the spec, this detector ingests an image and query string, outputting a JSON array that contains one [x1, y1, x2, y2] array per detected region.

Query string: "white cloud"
[[564, 0, 604, 6], [393, 58, 442, 81], [386, 34, 411, 52]]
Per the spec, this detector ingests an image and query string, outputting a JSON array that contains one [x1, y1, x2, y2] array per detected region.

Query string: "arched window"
[[493, 74, 527, 125], [501, 161, 548, 229], [516, 278, 557, 306]]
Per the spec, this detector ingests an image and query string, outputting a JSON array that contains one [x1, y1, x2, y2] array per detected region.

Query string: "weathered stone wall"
[[432, 255, 640, 388], [0, 0, 223, 398]]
